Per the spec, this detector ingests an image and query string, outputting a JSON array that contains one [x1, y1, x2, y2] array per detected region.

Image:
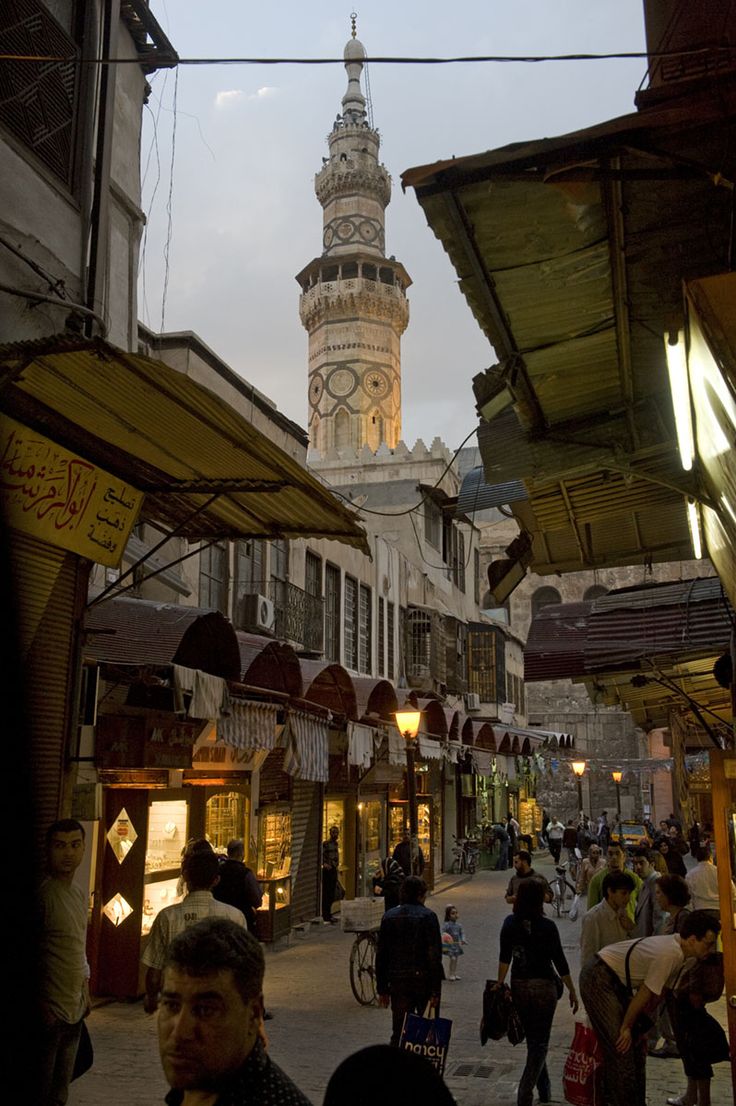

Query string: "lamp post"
[[395, 708, 422, 874], [571, 760, 587, 819], [611, 771, 623, 837]]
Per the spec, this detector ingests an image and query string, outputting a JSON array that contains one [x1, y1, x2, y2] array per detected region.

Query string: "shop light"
[[687, 498, 703, 559], [665, 330, 694, 471]]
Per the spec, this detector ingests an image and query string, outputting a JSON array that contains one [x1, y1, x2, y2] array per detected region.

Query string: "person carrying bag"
[[666, 952, 729, 1106], [399, 1005, 452, 1076], [496, 880, 579, 1106]]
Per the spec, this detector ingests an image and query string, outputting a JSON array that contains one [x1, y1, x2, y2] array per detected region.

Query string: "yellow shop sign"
[[0, 416, 143, 565]]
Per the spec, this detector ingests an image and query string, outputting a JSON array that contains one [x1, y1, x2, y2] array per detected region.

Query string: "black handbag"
[[72, 1021, 93, 1081], [506, 997, 526, 1046], [480, 980, 509, 1044]]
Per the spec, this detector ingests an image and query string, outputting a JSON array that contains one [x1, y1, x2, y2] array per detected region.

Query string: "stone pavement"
[[69, 855, 733, 1105]]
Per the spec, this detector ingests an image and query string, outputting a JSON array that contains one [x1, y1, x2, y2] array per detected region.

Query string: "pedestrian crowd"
[[38, 811, 732, 1106]]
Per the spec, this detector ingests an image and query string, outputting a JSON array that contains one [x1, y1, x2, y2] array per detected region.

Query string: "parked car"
[[610, 822, 650, 851]]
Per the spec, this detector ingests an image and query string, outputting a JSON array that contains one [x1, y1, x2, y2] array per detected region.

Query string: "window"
[[531, 586, 561, 619], [359, 584, 372, 675], [344, 575, 359, 670], [378, 597, 385, 677], [270, 539, 289, 635], [474, 548, 481, 606], [467, 629, 498, 701], [199, 543, 228, 613], [0, 1, 81, 187], [234, 539, 264, 611], [457, 530, 466, 592], [325, 564, 341, 662], [424, 499, 442, 550], [387, 601, 395, 680], [304, 551, 323, 652], [406, 608, 432, 679], [305, 550, 322, 598]]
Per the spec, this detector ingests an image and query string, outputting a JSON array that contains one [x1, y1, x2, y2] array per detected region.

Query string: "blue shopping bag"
[[399, 1009, 452, 1075]]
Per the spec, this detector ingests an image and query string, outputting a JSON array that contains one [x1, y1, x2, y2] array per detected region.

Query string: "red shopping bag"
[[563, 1021, 604, 1106]]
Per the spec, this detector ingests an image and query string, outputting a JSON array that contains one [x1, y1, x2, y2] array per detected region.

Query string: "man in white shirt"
[[580, 870, 635, 966], [579, 912, 721, 1106], [39, 818, 90, 1106], [632, 848, 665, 937], [143, 845, 246, 1012], [686, 845, 736, 915], [546, 817, 565, 863]]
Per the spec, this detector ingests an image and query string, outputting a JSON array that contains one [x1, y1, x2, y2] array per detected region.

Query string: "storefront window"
[[257, 808, 291, 879], [145, 799, 188, 874], [357, 799, 384, 895], [323, 799, 345, 842], [205, 791, 248, 852]]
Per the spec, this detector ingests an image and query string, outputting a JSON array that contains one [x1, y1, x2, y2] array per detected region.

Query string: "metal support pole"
[[577, 778, 584, 819], [406, 742, 418, 875]]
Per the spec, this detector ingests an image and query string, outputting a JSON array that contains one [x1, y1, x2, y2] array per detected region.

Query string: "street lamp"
[[395, 708, 422, 874], [571, 760, 587, 819], [611, 771, 623, 837]]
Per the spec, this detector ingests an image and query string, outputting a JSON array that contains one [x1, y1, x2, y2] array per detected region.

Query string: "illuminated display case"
[[257, 807, 291, 879], [205, 790, 248, 852], [142, 798, 188, 939], [255, 875, 291, 942]]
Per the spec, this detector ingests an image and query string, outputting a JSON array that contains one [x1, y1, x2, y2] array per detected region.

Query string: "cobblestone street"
[[69, 858, 733, 1105]]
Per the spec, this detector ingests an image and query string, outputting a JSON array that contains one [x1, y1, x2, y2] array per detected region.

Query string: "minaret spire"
[[296, 22, 411, 457]]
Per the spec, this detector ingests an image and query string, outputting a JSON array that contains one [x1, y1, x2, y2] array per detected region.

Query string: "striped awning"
[[217, 700, 279, 750], [418, 735, 443, 760], [282, 708, 329, 782], [471, 749, 493, 776]]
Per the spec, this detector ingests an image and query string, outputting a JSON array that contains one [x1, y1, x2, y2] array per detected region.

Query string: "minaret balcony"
[[299, 276, 409, 331], [315, 162, 391, 207]]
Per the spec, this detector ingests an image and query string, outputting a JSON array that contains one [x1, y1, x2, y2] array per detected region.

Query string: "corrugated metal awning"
[[0, 335, 368, 552], [402, 89, 736, 575], [524, 601, 591, 682], [456, 468, 528, 516]]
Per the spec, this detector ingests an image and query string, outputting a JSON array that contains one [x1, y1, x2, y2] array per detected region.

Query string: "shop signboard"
[[0, 415, 143, 565]]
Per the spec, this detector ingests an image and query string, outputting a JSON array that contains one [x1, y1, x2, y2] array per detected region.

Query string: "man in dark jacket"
[[392, 830, 424, 877], [213, 839, 263, 934], [376, 876, 443, 1046]]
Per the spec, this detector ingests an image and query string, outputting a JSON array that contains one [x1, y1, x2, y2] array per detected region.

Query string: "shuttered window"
[[359, 583, 372, 675], [344, 575, 358, 670], [325, 564, 341, 662]]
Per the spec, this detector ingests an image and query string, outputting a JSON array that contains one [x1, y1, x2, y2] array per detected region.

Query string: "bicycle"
[[550, 863, 577, 917], [349, 929, 378, 1005], [451, 835, 480, 875]]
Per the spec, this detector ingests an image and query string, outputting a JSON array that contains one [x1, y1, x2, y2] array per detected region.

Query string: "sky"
[[140, 2, 648, 452]]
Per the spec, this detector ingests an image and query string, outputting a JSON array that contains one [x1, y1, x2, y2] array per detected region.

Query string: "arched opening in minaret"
[[379, 267, 394, 285], [335, 408, 351, 450], [342, 262, 358, 279], [363, 264, 377, 282]]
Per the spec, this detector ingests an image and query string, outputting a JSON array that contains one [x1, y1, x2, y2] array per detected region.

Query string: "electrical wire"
[[160, 65, 178, 333], [327, 424, 479, 518], [2, 46, 734, 67], [0, 281, 108, 334]]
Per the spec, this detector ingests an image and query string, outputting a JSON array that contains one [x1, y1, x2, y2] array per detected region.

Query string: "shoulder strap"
[[624, 938, 646, 996]]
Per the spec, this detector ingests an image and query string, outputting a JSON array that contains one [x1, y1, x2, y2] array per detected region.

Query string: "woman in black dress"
[[496, 880, 578, 1106]]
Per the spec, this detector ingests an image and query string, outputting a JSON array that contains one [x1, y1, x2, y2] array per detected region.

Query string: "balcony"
[[270, 580, 324, 654]]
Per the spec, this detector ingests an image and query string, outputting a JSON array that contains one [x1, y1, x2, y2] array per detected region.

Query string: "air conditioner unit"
[[240, 593, 275, 633], [464, 692, 481, 712]]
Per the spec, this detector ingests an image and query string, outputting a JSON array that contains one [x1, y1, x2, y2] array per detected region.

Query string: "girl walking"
[[441, 904, 466, 981]]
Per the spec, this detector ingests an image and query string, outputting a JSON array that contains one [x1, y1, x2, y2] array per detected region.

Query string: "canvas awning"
[[0, 334, 368, 552]]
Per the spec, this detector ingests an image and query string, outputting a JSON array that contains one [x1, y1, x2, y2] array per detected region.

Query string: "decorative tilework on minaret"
[[297, 17, 410, 455]]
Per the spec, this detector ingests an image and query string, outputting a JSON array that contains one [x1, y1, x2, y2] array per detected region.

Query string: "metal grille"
[[271, 579, 324, 652], [0, 0, 79, 185], [344, 575, 358, 670], [359, 583, 372, 675], [324, 563, 340, 662], [467, 628, 497, 700], [377, 596, 385, 677]]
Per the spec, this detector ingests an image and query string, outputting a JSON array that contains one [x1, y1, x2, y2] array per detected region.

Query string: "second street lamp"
[[571, 760, 587, 818], [612, 771, 623, 837], [395, 708, 422, 875]]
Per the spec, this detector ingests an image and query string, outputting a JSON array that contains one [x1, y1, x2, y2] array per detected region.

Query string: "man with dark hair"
[[632, 848, 664, 937], [588, 842, 642, 921], [321, 824, 340, 923], [376, 876, 443, 1046], [579, 911, 721, 1106], [157, 917, 309, 1104], [40, 818, 89, 1106], [505, 850, 553, 905], [686, 844, 736, 916], [580, 870, 635, 966], [212, 839, 263, 934], [143, 843, 246, 1013]]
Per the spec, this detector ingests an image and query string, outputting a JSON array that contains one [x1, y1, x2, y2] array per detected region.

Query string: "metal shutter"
[[290, 780, 320, 923]]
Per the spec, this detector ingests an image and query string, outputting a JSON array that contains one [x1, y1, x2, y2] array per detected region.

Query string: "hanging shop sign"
[[96, 714, 202, 769], [0, 415, 143, 565]]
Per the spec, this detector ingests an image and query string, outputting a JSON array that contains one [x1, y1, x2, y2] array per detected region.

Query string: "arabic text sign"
[[0, 416, 143, 565]]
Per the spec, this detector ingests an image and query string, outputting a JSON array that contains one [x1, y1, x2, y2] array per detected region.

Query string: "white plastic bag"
[[568, 893, 581, 921]]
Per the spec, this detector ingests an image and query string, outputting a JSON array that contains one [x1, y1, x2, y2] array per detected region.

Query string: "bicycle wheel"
[[467, 855, 476, 875], [350, 932, 377, 1005], [451, 857, 462, 875]]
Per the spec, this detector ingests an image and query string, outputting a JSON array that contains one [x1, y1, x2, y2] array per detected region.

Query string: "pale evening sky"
[[139, 2, 647, 452]]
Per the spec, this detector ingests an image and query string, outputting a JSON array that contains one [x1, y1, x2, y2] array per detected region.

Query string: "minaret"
[[297, 17, 410, 456]]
